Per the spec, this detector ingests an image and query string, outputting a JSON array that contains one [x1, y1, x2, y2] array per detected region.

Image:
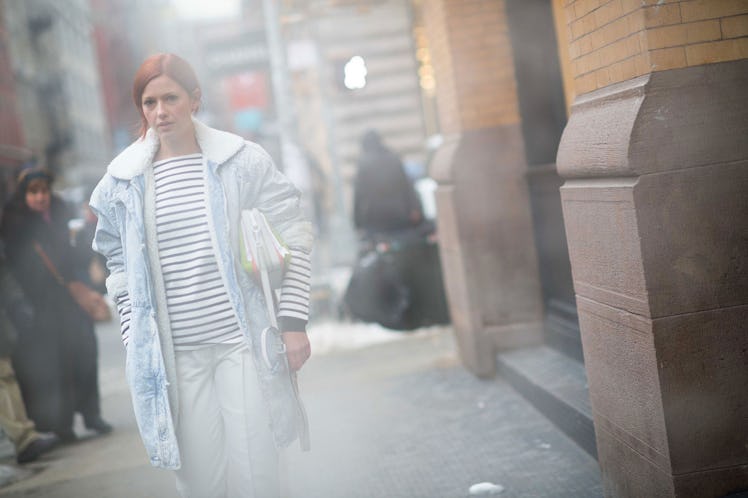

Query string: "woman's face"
[[25, 178, 51, 213], [141, 75, 199, 144]]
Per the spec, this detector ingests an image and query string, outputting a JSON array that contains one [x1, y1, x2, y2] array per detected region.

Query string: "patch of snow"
[[468, 482, 505, 495], [307, 320, 448, 355]]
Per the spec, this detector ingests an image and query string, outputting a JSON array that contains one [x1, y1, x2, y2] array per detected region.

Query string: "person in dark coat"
[[353, 130, 423, 235], [0, 238, 60, 463], [347, 131, 450, 330], [0, 167, 111, 441]]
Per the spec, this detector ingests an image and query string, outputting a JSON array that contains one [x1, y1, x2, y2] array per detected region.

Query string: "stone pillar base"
[[431, 126, 544, 377], [558, 60, 748, 498]]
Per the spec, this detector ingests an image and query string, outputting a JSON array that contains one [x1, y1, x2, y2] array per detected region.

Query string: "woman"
[[90, 53, 313, 497], [0, 168, 111, 441]]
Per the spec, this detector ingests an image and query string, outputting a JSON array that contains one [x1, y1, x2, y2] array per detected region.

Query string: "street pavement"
[[0, 319, 603, 497]]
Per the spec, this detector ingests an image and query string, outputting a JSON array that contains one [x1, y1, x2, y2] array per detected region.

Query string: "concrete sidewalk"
[[0, 319, 176, 498], [286, 324, 602, 498], [0, 321, 602, 497]]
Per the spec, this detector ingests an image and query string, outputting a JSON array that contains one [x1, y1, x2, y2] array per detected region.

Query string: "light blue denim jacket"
[[89, 118, 314, 469]]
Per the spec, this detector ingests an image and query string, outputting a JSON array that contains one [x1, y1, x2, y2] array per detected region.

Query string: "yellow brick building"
[[419, 1, 748, 496]]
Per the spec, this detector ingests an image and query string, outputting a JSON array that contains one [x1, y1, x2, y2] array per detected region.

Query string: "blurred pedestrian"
[[73, 189, 109, 294], [0, 167, 111, 442], [90, 53, 313, 497], [353, 129, 422, 236], [0, 239, 60, 463], [346, 130, 450, 330]]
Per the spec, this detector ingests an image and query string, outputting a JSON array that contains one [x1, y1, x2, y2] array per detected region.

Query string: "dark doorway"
[[505, 0, 582, 363]]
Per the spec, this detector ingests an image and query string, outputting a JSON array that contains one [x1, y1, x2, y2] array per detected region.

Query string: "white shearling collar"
[[107, 117, 245, 180]]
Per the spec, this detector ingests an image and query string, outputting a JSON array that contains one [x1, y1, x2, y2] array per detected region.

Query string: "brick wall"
[[0, 5, 25, 153], [562, 0, 748, 95], [422, 0, 459, 134], [422, 0, 519, 133]]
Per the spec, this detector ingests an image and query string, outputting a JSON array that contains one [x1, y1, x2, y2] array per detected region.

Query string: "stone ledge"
[[496, 345, 597, 458]]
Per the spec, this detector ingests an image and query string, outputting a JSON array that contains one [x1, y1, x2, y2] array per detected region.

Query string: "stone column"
[[422, 0, 543, 377], [556, 2, 748, 496]]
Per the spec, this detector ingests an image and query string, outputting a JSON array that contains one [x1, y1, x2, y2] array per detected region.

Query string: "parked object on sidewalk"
[[0, 167, 111, 442], [344, 248, 409, 329], [344, 222, 450, 330]]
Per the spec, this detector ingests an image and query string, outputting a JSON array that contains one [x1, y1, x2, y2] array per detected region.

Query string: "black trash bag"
[[344, 249, 410, 330], [402, 241, 450, 327]]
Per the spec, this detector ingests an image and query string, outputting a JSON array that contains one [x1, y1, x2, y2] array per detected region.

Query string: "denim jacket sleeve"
[[246, 144, 314, 253], [89, 178, 128, 299]]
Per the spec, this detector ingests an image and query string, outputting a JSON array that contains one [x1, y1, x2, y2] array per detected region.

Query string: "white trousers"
[[174, 342, 279, 498]]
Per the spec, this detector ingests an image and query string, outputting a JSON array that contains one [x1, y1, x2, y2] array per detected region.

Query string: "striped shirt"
[[115, 153, 312, 348], [153, 153, 242, 350]]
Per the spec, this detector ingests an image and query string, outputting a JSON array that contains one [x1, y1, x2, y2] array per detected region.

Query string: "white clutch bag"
[[240, 208, 291, 288]]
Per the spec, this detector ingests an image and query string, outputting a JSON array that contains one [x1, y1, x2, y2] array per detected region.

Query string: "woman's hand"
[[282, 331, 311, 371]]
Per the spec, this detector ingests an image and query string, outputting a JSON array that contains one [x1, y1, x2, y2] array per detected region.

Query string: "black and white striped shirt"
[[153, 154, 242, 350], [115, 153, 312, 348]]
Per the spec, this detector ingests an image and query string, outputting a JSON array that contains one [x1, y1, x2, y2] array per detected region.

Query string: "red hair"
[[132, 53, 201, 138]]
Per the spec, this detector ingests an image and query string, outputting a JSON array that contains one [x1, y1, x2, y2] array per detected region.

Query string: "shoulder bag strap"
[[246, 212, 311, 451], [32, 241, 66, 286]]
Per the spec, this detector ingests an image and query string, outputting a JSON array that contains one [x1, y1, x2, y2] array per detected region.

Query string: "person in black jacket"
[[0, 238, 60, 463], [347, 131, 450, 330], [0, 167, 111, 442], [353, 130, 423, 236]]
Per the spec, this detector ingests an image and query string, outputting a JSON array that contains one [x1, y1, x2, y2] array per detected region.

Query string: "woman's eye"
[[166, 95, 178, 102], [143, 99, 155, 107]]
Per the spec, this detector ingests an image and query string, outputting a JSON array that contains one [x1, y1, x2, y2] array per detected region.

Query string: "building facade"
[[556, 1, 747, 496], [0, 2, 27, 204], [419, 0, 747, 496], [281, 0, 429, 264], [2, 0, 110, 188]]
